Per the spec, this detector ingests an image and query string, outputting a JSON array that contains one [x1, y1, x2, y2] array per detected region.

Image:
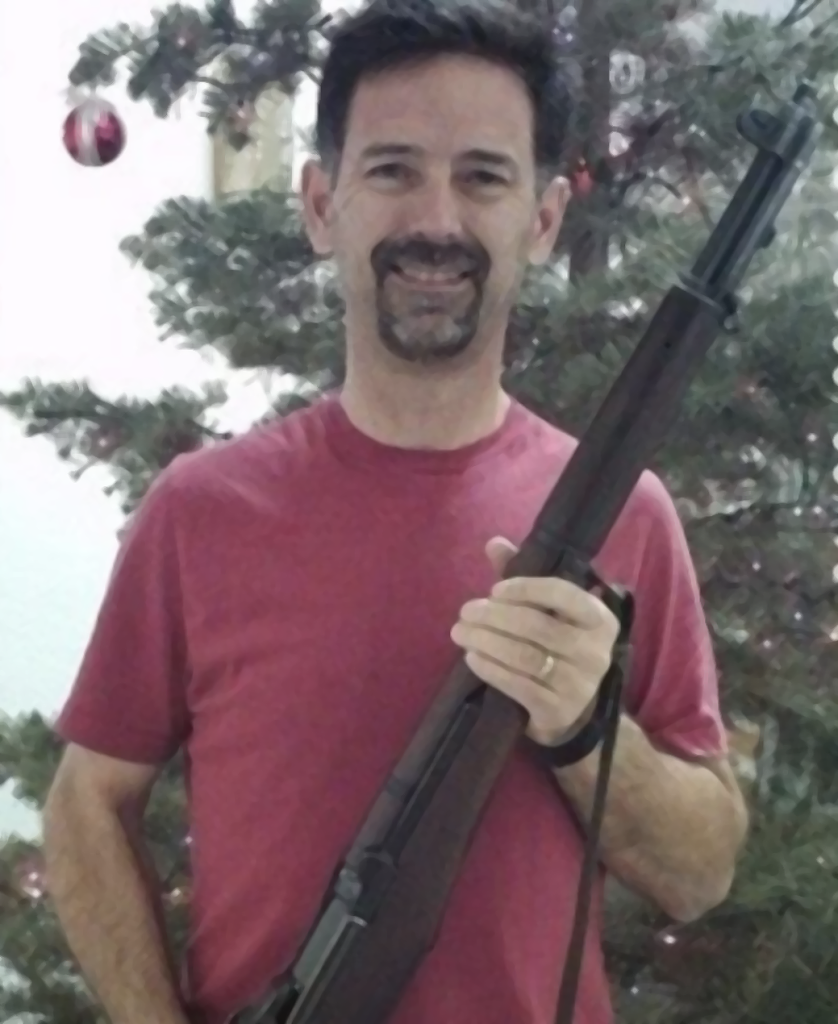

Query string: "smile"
[[390, 267, 472, 290]]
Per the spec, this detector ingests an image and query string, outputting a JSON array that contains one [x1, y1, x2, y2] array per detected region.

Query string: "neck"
[[339, 342, 511, 451]]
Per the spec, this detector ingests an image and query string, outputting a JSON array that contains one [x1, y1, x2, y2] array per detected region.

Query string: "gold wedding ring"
[[538, 653, 556, 684]]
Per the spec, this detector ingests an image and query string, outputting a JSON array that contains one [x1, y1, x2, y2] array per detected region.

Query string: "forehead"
[[341, 54, 535, 164]]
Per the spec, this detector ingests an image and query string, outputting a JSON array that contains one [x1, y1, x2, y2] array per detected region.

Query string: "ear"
[[528, 175, 570, 266], [300, 158, 334, 256]]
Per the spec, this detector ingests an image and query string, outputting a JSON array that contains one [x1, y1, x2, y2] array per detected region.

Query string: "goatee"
[[370, 234, 491, 365]]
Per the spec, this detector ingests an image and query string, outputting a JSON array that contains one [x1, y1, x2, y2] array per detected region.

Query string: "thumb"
[[486, 536, 519, 578]]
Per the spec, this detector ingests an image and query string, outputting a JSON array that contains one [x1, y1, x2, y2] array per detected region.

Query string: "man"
[[42, 2, 749, 1024]]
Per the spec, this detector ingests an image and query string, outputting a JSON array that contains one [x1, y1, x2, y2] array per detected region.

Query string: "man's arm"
[[43, 744, 190, 1024], [547, 474, 749, 923], [554, 715, 748, 922], [44, 465, 194, 1021]]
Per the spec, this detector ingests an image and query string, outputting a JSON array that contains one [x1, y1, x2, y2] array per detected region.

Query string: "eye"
[[367, 162, 410, 181], [465, 169, 508, 188]]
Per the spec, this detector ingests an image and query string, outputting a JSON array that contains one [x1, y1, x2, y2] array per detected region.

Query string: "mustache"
[[371, 235, 490, 282]]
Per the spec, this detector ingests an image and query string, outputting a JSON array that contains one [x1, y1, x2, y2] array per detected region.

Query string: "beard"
[[370, 234, 492, 365]]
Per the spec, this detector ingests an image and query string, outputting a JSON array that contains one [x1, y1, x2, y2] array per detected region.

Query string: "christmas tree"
[[2, 0, 838, 1021]]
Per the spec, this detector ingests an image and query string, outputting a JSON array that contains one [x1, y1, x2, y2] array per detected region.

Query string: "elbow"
[[612, 855, 735, 924], [664, 815, 747, 923], [668, 778, 750, 923], [663, 864, 735, 923]]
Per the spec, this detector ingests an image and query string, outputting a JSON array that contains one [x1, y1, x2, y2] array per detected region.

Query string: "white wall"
[[0, 0, 278, 838]]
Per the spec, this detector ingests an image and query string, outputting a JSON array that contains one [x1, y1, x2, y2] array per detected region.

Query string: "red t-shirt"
[[56, 393, 727, 1024]]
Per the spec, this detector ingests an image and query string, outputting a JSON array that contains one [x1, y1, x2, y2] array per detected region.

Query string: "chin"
[[379, 325, 480, 366]]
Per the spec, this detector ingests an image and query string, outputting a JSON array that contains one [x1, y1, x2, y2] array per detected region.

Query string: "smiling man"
[[41, 3, 748, 1024]]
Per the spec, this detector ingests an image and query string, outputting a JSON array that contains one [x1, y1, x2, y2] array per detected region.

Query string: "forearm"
[[43, 790, 190, 1024], [554, 714, 748, 921]]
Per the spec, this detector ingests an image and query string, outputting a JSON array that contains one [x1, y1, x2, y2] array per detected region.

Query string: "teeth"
[[396, 267, 465, 282]]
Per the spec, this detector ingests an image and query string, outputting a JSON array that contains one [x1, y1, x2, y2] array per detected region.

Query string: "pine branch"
[[0, 379, 232, 512], [779, 0, 829, 28], [66, 0, 329, 144]]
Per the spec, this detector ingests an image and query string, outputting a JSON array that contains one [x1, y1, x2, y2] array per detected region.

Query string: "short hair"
[[314, 0, 573, 178]]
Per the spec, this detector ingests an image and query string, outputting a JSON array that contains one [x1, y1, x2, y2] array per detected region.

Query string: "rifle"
[[228, 81, 821, 1024]]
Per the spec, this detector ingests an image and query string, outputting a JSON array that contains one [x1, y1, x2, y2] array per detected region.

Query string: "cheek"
[[332, 247, 373, 299], [333, 187, 390, 242], [331, 227, 372, 280], [481, 209, 539, 276], [332, 213, 388, 277], [485, 235, 533, 283]]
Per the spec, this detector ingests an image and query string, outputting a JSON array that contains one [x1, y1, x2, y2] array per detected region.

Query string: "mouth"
[[389, 261, 474, 290]]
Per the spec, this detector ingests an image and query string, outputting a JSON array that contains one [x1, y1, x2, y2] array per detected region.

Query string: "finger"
[[456, 602, 580, 663], [454, 615, 614, 683], [451, 619, 572, 683], [463, 648, 561, 715], [463, 650, 588, 748], [491, 576, 616, 632], [486, 536, 519, 578]]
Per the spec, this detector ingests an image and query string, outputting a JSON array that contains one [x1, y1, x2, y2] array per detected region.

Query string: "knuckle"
[[599, 612, 620, 646], [593, 650, 613, 679], [537, 621, 559, 650]]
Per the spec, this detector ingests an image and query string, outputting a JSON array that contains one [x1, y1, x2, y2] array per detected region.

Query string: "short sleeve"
[[622, 474, 728, 761], [54, 468, 191, 765]]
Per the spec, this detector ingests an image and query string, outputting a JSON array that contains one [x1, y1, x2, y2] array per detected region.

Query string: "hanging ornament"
[[610, 51, 645, 96], [570, 159, 594, 198], [62, 95, 126, 167]]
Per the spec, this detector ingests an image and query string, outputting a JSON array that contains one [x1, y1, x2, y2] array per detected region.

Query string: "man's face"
[[302, 54, 568, 367]]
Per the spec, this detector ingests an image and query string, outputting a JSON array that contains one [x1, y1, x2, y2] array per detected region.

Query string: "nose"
[[405, 174, 464, 238]]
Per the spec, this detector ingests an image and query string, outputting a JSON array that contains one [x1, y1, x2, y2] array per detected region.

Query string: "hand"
[[450, 537, 621, 747]]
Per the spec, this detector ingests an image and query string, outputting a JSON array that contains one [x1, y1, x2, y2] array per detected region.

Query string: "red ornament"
[[62, 96, 126, 167], [570, 161, 594, 198]]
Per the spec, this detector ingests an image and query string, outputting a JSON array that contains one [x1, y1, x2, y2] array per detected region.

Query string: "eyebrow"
[[359, 143, 519, 172]]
